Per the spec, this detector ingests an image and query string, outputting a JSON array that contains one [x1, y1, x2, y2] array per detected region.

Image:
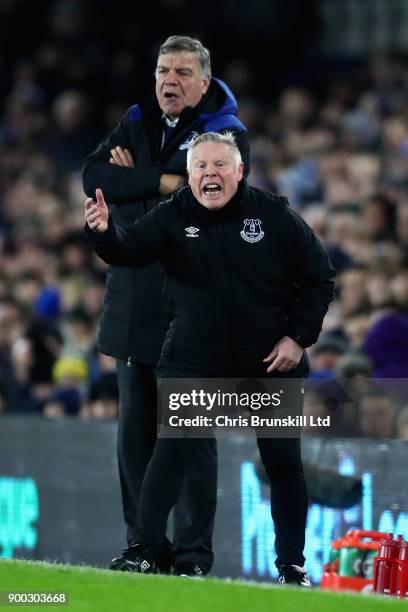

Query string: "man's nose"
[[164, 70, 178, 84], [204, 166, 217, 176]]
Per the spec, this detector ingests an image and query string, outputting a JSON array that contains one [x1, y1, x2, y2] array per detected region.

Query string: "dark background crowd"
[[1, 0, 408, 438]]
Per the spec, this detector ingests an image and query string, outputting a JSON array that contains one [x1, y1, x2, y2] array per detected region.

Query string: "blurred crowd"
[[1, 2, 408, 438]]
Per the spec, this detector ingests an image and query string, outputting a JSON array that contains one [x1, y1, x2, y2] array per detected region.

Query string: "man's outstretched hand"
[[85, 188, 109, 232], [263, 336, 303, 373]]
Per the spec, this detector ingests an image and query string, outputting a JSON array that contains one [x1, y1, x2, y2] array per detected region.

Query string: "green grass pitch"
[[0, 559, 406, 612]]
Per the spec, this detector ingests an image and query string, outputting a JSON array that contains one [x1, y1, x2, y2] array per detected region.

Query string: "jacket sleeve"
[[283, 200, 336, 348], [85, 202, 169, 268], [82, 110, 161, 203]]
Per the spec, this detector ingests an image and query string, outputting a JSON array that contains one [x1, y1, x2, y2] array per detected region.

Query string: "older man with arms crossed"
[[82, 36, 249, 576]]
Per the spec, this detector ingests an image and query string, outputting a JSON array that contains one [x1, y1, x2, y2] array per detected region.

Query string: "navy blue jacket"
[[82, 78, 250, 364], [87, 183, 335, 373]]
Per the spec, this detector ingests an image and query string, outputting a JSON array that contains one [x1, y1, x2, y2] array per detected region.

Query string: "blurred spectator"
[[343, 307, 372, 348], [334, 352, 374, 436], [364, 193, 397, 242], [34, 285, 62, 322], [60, 306, 96, 359], [335, 351, 373, 386], [358, 391, 397, 438], [86, 374, 118, 420], [391, 269, 408, 306], [39, 90, 99, 174], [43, 355, 88, 417], [337, 267, 370, 316], [309, 335, 348, 378], [366, 270, 393, 308], [81, 353, 118, 420], [364, 306, 408, 378]]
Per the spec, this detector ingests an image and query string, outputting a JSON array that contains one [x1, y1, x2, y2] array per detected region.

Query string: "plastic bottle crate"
[[321, 529, 393, 593]]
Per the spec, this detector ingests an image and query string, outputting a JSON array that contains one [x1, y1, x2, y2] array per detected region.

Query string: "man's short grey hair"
[[186, 132, 242, 171], [159, 35, 211, 78]]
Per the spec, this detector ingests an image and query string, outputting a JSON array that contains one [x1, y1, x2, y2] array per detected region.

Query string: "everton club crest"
[[240, 218, 265, 243]]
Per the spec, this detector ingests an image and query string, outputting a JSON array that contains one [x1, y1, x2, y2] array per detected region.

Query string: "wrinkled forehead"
[[156, 51, 200, 71], [190, 142, 235, 164]]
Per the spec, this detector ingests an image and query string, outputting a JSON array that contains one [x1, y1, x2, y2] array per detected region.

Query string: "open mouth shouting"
[[188, 141, 244, 210], [160, 90, 182, 115], [202, 182, 222, 198]]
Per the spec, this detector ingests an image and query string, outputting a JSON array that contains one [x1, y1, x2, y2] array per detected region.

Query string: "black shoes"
[[278, 564, 311, 587], [173, 562, 205, 577], [109, 543, 157, 574], [109, 543, 206, 578]]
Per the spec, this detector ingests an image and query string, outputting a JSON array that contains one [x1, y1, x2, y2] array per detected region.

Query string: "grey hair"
[[158, 35, 211, 78], [186, 132, 242, 171]]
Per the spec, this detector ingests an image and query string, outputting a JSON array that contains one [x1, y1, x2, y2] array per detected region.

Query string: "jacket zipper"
[[217, 222, 235, 364]]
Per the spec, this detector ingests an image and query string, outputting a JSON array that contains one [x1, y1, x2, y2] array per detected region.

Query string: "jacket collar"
[[140, 78, 236, 163]]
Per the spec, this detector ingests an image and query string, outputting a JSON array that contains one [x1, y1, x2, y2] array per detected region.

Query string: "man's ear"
[[202, 75, 210, 95], [187, 169, 192, 187], [237, 161, 244, 181]]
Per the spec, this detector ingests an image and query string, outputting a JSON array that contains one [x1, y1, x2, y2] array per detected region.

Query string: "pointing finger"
[[266, 356, 281, 373], [95, 188, 105, 206], [263, 349, 278, 363]]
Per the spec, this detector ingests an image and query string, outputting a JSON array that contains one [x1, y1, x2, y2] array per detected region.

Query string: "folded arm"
[[82, 111, 183, 203]]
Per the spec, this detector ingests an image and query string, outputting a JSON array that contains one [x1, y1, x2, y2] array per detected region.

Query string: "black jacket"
[[87, 182, 336, 373], [82, 78, 250, 364]]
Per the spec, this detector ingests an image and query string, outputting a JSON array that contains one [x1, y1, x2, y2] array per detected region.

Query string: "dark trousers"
[[116, 360, 216, 571], [135, 362, 309, 569]]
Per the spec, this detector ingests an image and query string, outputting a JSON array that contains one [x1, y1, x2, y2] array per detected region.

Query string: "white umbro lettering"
[[185, 226, 200, 238]]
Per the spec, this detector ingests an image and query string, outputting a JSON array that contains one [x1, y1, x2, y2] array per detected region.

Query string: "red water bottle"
[[395, 541, 408, 599], [373, 535, 403, 596]]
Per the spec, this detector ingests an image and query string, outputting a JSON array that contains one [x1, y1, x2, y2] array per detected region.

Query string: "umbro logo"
[[185, 226, 199, 238], [140, 560, 151, 572]]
